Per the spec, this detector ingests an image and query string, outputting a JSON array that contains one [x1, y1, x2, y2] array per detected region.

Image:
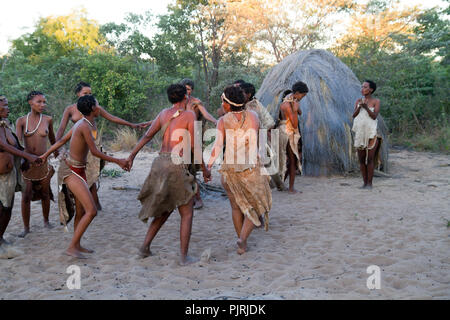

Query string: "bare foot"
[[78, 246, 94, 254], [193, 198, 204, 210], [138, 246, 152, 258], [237, 239, 247, 255], [288, 188, 301, 194], [18, 229, 30, 238], [179, 255, 199, 266], [366, 184, 373, 190], [65, 248, 87, 259]]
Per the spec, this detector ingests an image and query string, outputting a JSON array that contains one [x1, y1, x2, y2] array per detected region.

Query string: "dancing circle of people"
[[0, 78, 381, 265]]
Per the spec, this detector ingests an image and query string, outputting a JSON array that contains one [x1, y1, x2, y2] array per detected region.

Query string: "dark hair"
[[77, 95, 97, 116], [75, 81, 91, 95], [223, 85, 246, 112], [364, 80, 377, 93], [240, 82, 256, 100], [292, 81, 308, 94], [180, 78, 195, 91], [27, 91, 44, 102], [233, 79, 246, 86], [167, 84, 187, 104], [282, 89, 292, 100]]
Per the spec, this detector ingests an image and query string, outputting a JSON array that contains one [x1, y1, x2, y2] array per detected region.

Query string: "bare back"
[[159, 108, 196, 154]]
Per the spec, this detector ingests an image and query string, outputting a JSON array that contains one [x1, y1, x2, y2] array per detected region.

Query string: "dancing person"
[[0, 95, 41, 252], [217, 80, 246, 117], [41, 95, 128, 258], [180, 78, 217, 210], [240, 82, 286, 191], [352, 80, 382, 189], [16, 91, 57, 237], [126, 84, 211, 265], [56, 81, 146, 212], [207, 85, 272, 255]]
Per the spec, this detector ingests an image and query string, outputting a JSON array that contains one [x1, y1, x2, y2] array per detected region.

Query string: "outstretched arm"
[[98, 105, 139, 128], [127, 113, 162, 167], [196, 104, 217, 125], [55, 107, 72, 141], [41, 128, 73, 161], [81, 125, 128, 170], [0, 138, 38, 163]]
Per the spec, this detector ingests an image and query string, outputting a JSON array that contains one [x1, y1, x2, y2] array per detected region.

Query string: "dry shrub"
[[109, 127, 138, 152]]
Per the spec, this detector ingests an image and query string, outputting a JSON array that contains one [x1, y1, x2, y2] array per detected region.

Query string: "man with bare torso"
[[126, 84, 211, 266]]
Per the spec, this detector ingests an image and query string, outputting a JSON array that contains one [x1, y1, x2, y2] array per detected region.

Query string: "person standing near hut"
[[180, 79, 217, 210], [277, 81, 308, 194], [207, 85, 272, 255], [15, 91, 57, 237], [352, 80, 381, 189], [126, 84, 211, 265], [240, 82, 286, 191], [0, 95, 41, 252]]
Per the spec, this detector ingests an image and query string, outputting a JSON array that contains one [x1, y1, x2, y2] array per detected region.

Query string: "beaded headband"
[[221, 93, 244, 107]]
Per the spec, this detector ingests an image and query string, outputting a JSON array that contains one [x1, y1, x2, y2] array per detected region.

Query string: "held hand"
[[139, 121, 152, 129], [39, 154, 48, 164], [26, 154, 39, 164], [203, 167, 212, 183], [125, 156, 134, 171], [117, 158, 129, 172]]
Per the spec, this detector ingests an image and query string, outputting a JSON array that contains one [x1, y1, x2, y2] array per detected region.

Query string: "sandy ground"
[[0, 148, 449, 300]]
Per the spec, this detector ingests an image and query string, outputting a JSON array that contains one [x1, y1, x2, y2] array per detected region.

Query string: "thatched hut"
[[256, 49, 389, 176]]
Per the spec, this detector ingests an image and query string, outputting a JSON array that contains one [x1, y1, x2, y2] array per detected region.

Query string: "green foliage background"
[[0, 2, 448, 153]]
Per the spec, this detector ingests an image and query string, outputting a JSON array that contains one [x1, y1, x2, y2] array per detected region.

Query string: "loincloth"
[[0, 168, 17, 208], [137, 152, 197, 223], [278, 121, 302, 179], [57, 155, 87, 227], [86, 149, 101, 188], [356, 133, 383, 167], [220, 164, 272, 230], [0, 156, 25, 208], [22, 160, 55, 202]]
